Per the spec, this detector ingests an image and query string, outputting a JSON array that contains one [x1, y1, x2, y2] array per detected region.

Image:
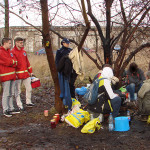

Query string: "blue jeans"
[[126, 83, 142, 101], [111, 96, 121, 118]]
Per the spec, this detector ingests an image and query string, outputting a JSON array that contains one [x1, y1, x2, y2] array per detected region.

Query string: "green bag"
[[119, 86, 127, 93]]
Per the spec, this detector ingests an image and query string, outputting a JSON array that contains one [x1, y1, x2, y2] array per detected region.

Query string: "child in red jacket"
[[0, 38, 19, 117], [12, 37, 34, 110]]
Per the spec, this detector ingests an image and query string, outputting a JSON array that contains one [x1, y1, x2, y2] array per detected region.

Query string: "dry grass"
[[28, 50, 150, 87], [28, 54, 52, 85]]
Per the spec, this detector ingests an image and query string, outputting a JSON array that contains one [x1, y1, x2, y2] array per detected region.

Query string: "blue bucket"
[[114, 116, 130, 131]]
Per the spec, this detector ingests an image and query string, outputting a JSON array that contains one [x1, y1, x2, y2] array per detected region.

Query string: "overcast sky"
[[0, 0, 108, 28], [0, 0, 84, 28], [0, 0, 147, 28], [0, 0, 42, 27]]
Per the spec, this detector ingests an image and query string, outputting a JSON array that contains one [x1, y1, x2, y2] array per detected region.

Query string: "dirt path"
[[0, 86, 150, 150]]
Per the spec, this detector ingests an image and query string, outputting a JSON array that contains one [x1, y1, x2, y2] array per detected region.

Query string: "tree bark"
[[4, 0, 9, 37], [40, 0, 63, 113], [105, 0, 113, 64]]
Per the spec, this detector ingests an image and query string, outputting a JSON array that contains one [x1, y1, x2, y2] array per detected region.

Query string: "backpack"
[[83, 78, 106, 105]]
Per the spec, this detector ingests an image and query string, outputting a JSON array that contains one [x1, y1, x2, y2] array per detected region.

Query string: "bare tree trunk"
[[4, 0, 9, 37], [40, 0, 63, 113], [87, 0, 113, 64], [104, 0, 113, 64]]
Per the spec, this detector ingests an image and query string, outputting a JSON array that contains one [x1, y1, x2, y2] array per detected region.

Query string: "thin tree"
[[40, 0, 63, 112], [40, 0, 90, 113], [4, 0, 9, 37]]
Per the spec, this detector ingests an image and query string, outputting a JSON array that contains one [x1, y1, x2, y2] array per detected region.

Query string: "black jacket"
[[55, 46, 72, 67], [57, 55, 72, 77]]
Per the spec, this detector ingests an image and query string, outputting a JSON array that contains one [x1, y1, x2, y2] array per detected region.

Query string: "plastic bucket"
[[114, 116, 130, 131]]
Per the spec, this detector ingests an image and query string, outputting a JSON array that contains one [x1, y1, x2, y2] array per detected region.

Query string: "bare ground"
[[0, 84, 150, 150]]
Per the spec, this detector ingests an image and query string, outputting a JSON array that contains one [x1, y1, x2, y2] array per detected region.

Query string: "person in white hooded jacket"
[[88, 66, 121, 118]]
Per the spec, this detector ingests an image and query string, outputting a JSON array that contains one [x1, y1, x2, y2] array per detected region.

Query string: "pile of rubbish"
[[61, 98, 102, 134]]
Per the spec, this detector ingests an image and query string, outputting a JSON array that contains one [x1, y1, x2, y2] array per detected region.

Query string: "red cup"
[[50, 119, 56, 128], [53, 116, 58, 124], [55, 114, 60, 122]]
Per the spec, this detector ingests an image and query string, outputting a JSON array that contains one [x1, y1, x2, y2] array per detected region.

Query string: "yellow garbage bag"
[[81, 118, 101, 134], [65, 109, 90, 128], [72, 98, 81, 108], [147, 115, 150, 124]]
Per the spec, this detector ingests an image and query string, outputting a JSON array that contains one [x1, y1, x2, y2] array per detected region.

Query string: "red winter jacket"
[[11, 46, 32, 79], [0, 46, 17, 82]]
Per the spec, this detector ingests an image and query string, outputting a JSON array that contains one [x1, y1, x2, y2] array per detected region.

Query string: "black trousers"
[[69, 70, 78, 98]]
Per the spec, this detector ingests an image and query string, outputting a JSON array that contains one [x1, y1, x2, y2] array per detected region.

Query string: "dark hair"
[[14, 37, 24, 43], [102, 64, 112, 69], [129, 62, 138, 73], [2, 37, 11, 45]]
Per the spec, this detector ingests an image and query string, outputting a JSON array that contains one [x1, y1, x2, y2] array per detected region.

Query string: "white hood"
[[101, 67, 118, 99], [101, 67, 114, 80]]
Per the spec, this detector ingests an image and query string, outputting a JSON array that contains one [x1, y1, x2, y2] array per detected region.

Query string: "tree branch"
[[120, 42, 150, 76], [82, 48, 101, 69], [49, 26, 79, 45], [86, 0, 105, 44], [119, 0, 128, 25], [0, 2, 42, 33], [126, 6, 150, 46], [78, 0, 90, 51]]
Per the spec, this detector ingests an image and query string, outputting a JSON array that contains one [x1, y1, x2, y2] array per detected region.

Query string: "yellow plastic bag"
[[65, 109, 90, 128], [72, 98, 81, 108], [81, 118, 101, 134], [147, 115, 150, 124]]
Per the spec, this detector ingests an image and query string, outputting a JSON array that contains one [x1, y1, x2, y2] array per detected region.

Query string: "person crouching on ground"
[[88, 66, 121, 118], [138, 71, 150, 121], [0, 38, 19, 117], [125, 62, 145, 103], [11, 37, 34, 111]]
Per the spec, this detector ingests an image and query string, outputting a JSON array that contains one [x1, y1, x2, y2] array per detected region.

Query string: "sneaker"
[[26, 103, 35, 107], [9, 109, 20, 114], [4, 110, 12, 117]]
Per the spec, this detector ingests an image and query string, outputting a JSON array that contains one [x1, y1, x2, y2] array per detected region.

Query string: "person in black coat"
[[55, 38, 77, 99]]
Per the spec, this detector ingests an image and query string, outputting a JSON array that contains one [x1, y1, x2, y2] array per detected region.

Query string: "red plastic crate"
[[31, 80, 41, 88]]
